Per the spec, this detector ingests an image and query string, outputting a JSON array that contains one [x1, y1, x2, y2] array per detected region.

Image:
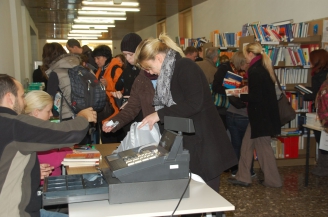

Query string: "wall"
[[136, 0, 328, 42], [193, 0, 328, 39], [0, 0, 37, 83]]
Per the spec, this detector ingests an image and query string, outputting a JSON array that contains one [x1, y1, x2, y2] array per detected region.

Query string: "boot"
[[311, 150, 328, 176]]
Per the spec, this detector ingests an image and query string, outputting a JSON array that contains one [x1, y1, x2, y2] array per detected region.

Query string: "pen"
[[75, 147, 89, 150]]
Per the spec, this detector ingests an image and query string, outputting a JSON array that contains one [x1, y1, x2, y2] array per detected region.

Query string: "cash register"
[[42, 116, 194, 205]]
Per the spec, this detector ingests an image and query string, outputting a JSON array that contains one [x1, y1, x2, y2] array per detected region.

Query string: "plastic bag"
[[113, 122, 161, 153]]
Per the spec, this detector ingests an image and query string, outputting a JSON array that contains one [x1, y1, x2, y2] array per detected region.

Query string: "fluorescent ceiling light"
[[77, 16, 127, 20], [68, 33, 102, 37], [82, 6, 140, 12], [81, 40, 113, 44], [68, 36, 98, 39], [46, 39, 68, 43], [70, 30, 107, 33], [82, 1, 139, 7], [78, 10, 126, 16], [74, 19, 115, 24], [72, 24, 115, 29]]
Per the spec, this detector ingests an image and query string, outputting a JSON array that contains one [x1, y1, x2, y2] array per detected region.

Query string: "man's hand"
[[40, 163, 54, 179], [77, 107, 97, 123], [138, 112, 159, 130], [100, 77, 107, 87]]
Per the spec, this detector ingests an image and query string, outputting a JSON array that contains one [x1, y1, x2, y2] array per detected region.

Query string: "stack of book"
[[223, 71, 244, 96], [62, 149, 101, 167]]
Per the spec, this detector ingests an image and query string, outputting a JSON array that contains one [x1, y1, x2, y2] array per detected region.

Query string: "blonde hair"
[[231, 51, 247, 70], [24, 91, 53, 114], [134, 33, 185, 68], [243, 42, 276, 83]]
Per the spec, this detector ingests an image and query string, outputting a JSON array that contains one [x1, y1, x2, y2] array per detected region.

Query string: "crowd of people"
[[2, 32, 328, 217]]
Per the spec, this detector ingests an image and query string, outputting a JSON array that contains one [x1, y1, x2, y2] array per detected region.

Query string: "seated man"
[[0, 74, 96, 217]]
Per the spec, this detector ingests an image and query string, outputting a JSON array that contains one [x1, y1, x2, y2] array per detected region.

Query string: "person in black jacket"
[[114, 33, 145, 136], [228, 42, 282, 188], [135, 33, 237, 192], [304, 49, 328, 176], [212, 54, 231, 129]]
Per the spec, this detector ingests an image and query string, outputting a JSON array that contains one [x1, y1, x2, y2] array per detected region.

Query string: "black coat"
[[303, 69, 328, 101], [115, 63, 140, 96], [212, 62, 232, 94], [157, 54, 237, 182], [240, 59, 281, 139]]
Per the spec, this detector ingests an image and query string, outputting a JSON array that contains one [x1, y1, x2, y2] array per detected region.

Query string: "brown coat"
[[111, 72, 155, 132], [196, 58, 217, 84]]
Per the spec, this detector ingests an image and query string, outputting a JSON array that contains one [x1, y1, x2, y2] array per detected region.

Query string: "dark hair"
[[0, 74, 17, 103], [197, 46, 203, 52], [67, 39, 81, 48], [92, 45, 112, 65], [41, 43, 67, 73], [115, 54, 126, 69], [184, 46, 198, 55], [219, 55, 230, 63], [310, 49, 328, 74]]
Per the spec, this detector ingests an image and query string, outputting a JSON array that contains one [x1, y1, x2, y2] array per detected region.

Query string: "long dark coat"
[[157, 54, 237, 182], [240, 59, 281, 139]]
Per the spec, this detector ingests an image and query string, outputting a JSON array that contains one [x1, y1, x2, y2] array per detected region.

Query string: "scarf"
[[153, 49, 176, 111], [245, 55, 262, 78]]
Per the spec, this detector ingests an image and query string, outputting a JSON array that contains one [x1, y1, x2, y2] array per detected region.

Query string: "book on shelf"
[[280, 128, 302, 136], [295, 84, 312, 94], [222, 71, 243, 89], [271, 19, 294, 27]]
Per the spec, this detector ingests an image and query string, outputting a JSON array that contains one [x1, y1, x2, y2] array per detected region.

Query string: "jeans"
[[226, 112, 254, 173], [40, 209, 68, 217]]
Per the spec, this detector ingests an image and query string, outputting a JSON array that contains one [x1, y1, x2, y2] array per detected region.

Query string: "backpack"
[[317, 80, 328, 128], [65, 65, 107, 113]]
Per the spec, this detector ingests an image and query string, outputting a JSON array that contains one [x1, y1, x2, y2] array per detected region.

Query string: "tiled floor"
[[220, 166, 328, 217]]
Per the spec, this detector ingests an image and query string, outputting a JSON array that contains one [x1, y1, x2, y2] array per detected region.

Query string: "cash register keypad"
[[122, 149, 158, 166]]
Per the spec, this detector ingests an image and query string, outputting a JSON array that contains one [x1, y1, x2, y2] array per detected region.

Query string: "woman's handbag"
[[210, 84, 229, 108], [274, 74, 296, 126]]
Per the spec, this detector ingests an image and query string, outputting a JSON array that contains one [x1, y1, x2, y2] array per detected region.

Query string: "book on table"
[[62, 152, 101, 167], [63, 152, 101, 161]]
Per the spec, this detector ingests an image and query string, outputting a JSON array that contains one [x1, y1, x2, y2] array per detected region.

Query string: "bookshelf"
[[209, 18, 328, 167]]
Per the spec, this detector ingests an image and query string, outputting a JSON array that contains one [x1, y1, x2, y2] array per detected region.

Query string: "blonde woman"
[[228, 42, 282, 188], [134, 33, 237, 195], [25, 91, 72, 181]]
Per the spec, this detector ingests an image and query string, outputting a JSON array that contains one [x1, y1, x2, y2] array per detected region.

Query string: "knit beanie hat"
[[120, 33, 142, 53]]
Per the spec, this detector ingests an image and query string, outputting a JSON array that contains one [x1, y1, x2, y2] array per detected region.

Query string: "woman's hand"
[[102, 121, 115, 133], [40, 163, 54, 179], [138, 112, 160, 130], [240, 86, 248, 94], [100, 77, 107, 87], [111, 91, 123, 99]]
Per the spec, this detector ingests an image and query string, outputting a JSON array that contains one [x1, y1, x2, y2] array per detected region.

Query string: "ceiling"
[[22, 0, 207, 40]]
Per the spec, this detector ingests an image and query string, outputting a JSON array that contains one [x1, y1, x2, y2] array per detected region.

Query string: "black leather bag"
[[278, 93, 296, 126], [228, 96, 246, 109], [274, 73, 296, 126]]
